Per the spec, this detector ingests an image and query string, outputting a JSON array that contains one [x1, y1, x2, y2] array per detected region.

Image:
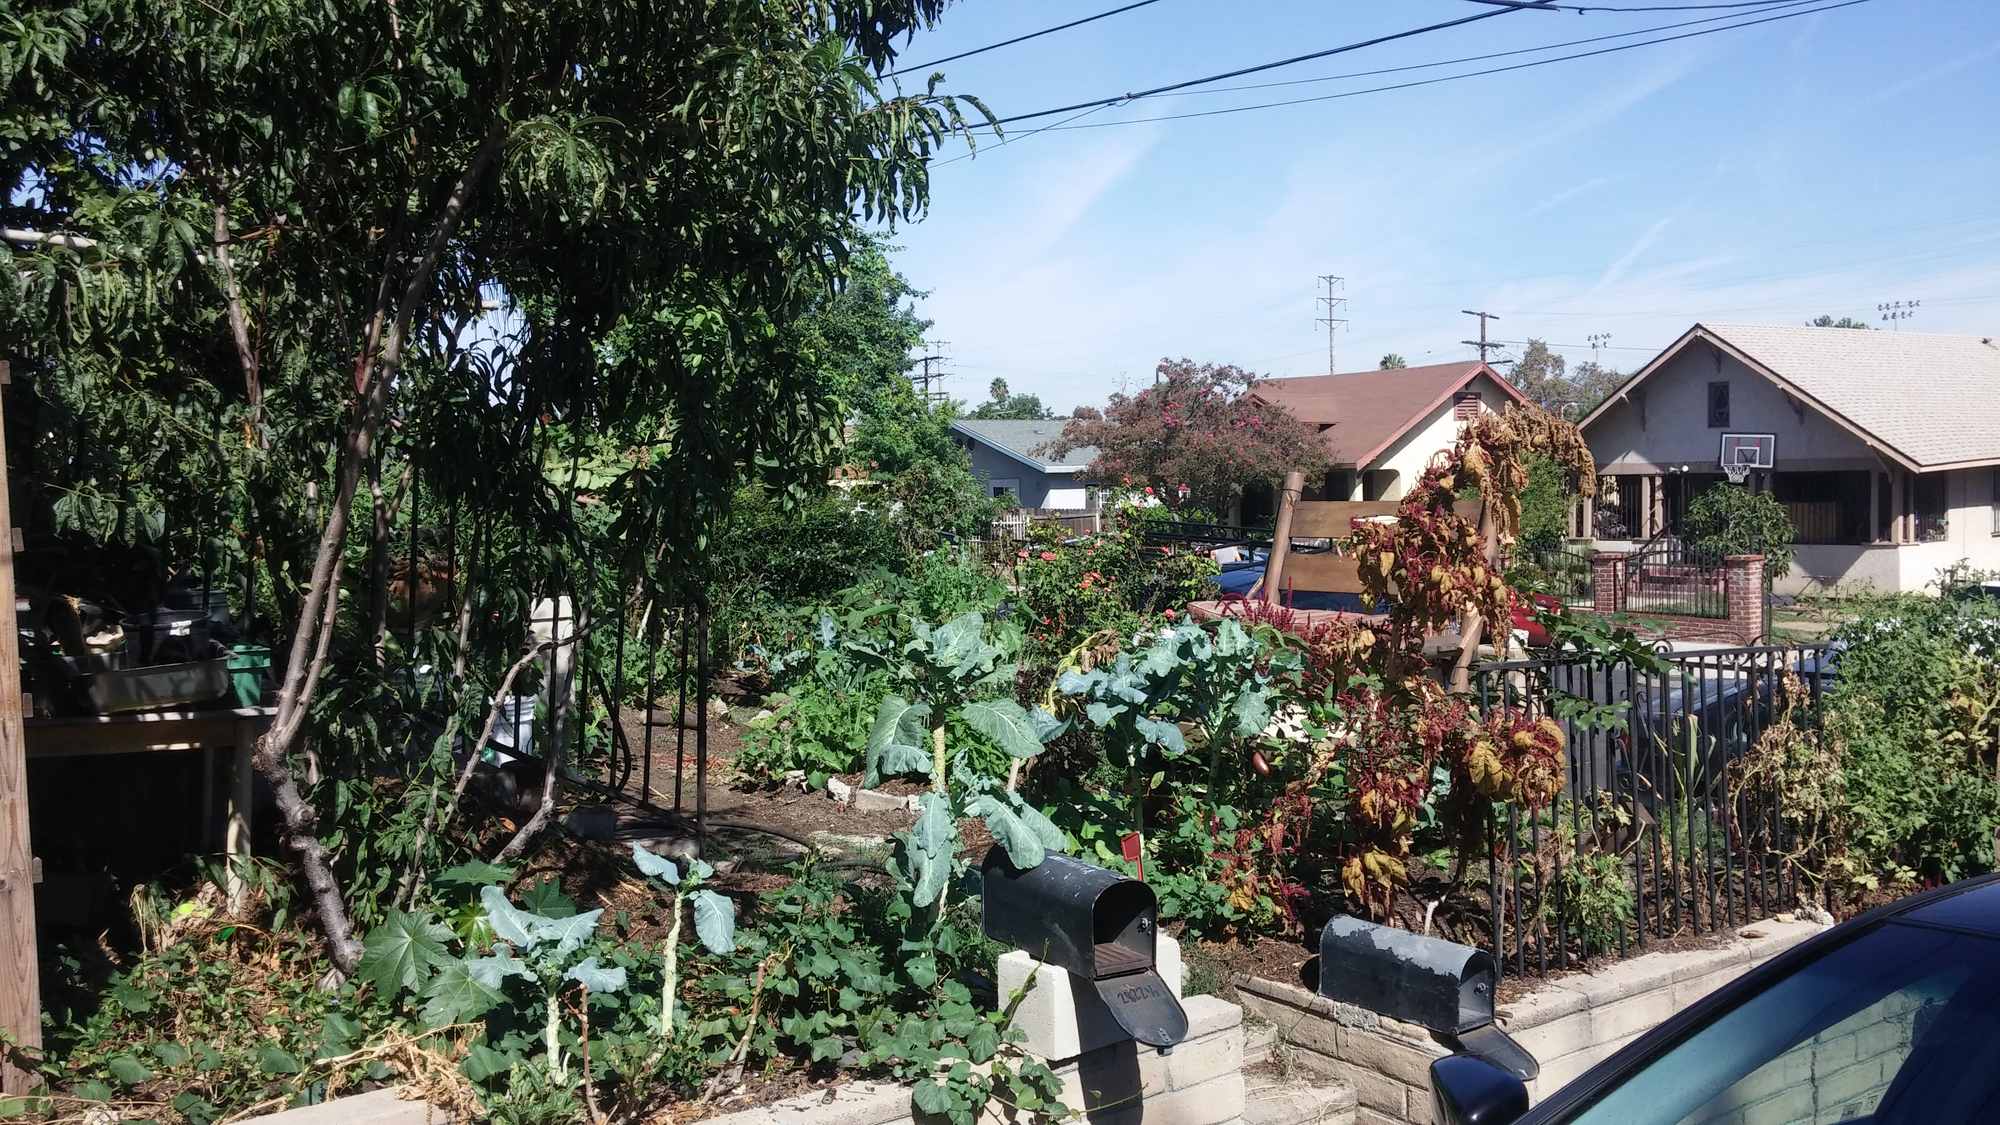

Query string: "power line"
[[1466, 0, 1807, 12], [1124, 0, 1822, 100], [885, 0, 1170, 77], [985, 2, 1552, 127], [990, 0, 1869, 133]]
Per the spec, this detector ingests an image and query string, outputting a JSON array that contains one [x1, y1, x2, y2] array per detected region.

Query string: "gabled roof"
[[950, 418, 1096, 474], [1250, 361, 1526, 469], [1578, 324, 2000, 471]]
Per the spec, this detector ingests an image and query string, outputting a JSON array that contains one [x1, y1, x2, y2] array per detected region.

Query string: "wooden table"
[[23, 706, 274, 908]]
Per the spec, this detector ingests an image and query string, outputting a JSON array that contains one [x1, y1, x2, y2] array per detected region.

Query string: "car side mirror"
[[1431, 1054, 1530, 1125]]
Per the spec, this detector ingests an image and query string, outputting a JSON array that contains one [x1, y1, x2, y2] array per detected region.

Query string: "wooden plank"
[[1273, 553, 1367, 596], [0, 379, 41, 1093]]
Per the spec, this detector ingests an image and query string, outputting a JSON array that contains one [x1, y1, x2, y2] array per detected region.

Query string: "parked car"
[[1433, 874, 2000, 1123]]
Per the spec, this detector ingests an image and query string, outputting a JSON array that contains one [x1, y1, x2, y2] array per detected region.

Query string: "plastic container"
[[482, 695, 538, 763], [226, 644, 271, 708], [87, 654, 230, 713]]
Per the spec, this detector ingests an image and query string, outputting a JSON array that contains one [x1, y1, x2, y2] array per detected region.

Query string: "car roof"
[[1894, 879, 2000, 937]]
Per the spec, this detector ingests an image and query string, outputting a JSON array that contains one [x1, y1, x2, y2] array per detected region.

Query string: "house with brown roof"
[[1250, 360, 1528, 502], [1579, 323, 2000, 594]]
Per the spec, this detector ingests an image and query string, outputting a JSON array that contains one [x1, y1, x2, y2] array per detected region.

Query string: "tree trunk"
[[1449, 500, 1500, 694], [252, 124, 508, 974]]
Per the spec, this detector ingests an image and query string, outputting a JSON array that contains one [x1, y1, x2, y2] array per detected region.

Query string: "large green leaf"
[[631, 843, 680, 885], [865, 695, 931, 786], [957, 698, 1044, 760], [1134, 715, 1187, 755], [419, 958, 508, 1026], [563, 957, 628, 994], [966, 794, 1044, 869], [1009, 795, 1070, 855], [1230, 685, 1275, 738], [464, 950, 531, 989], [357, 910, 452, 993], [691, 890, 737, 954], [432, 860, 514, 893], [906, 793, 958, 907]]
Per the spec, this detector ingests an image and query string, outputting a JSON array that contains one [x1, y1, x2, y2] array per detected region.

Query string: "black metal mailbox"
[[981, 848, 1189, 1049], [1316, 915, 1537, 1079]]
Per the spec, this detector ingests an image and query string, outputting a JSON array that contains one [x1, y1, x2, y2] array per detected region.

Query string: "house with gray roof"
[[948, 418, 1099, 512], [1579, 323, 2000, 593]]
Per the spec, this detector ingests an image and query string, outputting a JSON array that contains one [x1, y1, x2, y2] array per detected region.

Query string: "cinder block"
[[1077, 1072, 1245, 1125], [1340, 1064, 1412, 1119], [1589, 986, 1678, 1043], [244, 1089, 444, 1125], [997, 934, 1184, 1061], [1335, 1025, 1448, 1087], [1513, 1008, 1594, 1062], [1168, 1021, 1244, 1091], [1816, 1057, 1887, 1108], [697, 1079, 911, 1125]]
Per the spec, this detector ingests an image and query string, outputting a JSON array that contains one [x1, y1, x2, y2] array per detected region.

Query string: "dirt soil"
[[1182, 930, 1320, 1002]]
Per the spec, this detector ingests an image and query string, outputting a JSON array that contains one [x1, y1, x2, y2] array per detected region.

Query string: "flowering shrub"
[[1013, 508, 1217, 677]]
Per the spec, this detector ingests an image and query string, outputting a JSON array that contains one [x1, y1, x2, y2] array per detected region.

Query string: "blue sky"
[[884, 0, 2000, 413]]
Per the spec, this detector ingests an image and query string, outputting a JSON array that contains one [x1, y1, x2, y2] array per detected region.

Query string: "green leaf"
[[1133, 715, 1187, 755], [107, 1055, 152, 1086], [631, 843, 680, 885], [865, 695, 931, 786], [564, 957, 628, 994], [1009, 796, 1069, 855], [419, 958, 507, 1026], [152, 1042, 190, 1068], [966, 794, 1044, 869], [464, 950, 530, 989], [257, 1045, 303, 1075], [74, 1080, 114, 1103], [1230, 685, 1274, 738], [691, 890, 737, 954], [480, 885, 540, 947], [462, 1044, 513, 1083], [912, 1079, 952, 1114], [907, 954, 939, 989], [958, 698, 1045, 759], [810, 1035, 845, 1062], [357, 910, 452, 993], [906, 794, 957, 908], [535, 909, 604, 959], [965, 1021, 1001, 1063], [433, 860, 514, 892], [517, 877, 578, 918]]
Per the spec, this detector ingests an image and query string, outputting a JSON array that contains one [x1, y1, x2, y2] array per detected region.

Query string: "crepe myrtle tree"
[[864, 611, 1068, 919], [1, 0, 990, 973], [1046, 358, 1327, 514]]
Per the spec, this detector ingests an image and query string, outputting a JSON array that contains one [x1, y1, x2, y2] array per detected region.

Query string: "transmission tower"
[[1316, 275, 1348, 374]]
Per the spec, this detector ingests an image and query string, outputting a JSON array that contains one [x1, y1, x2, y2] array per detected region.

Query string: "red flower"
[[1144, 486, 1155, 495], [1039, 551, 1058, 561], [1016, 549, 1029, 559], [1163, 609, 1178, 620]]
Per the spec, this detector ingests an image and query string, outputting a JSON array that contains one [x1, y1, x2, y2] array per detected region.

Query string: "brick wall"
[[1680, 990, 1927, 1125], [1234, 918, 1829, 1125], [1587, 551, 1766, 643]]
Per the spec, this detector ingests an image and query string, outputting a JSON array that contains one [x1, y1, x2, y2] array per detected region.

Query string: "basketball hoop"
[[1724, 463, 1752, 485], [1719, 433, 1776, 486]]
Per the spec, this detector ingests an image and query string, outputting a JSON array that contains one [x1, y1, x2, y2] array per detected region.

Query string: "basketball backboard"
[[1719, 433, 1776, 470]]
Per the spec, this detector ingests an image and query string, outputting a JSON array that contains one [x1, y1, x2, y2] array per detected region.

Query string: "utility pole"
[[1316, 275, 1347, 374], [911, 340, 950, 405], [1877, 299, 1920, 330], [1461, 309, 1501, 363]]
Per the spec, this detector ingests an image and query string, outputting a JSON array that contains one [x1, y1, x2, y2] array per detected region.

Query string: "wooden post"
[[1891, 471, 1907, 544], [1869, 469, 1881, 543], [1263, 470, 1304, 603], [0, 361, 43, 1094]]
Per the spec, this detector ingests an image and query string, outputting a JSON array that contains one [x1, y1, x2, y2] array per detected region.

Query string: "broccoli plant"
[[1059, 619, 1291, 858], [475, 887, 628, 1086], [864, 610, 1067, 920], [630, 844, 737, 1038]]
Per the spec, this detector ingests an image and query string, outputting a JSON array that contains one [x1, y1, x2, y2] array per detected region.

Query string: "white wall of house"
[[1751, 469, 2000, 595], [1588, 344, 1879, 472], [1368, 373, 1513, 500]]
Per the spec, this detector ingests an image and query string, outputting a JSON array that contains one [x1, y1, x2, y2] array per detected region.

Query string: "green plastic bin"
[[226, 644, 271, 708]]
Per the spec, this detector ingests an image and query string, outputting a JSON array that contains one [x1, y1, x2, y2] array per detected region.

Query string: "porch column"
[[1579, 488, 1595, 540], [1891, 471, 1907, 544], [1869, 470, 1881, 543], [1650, 473, 1666, 537], [1638, 475, 1654, 537]]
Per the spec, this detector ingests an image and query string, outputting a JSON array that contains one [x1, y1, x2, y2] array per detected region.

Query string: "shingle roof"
[[950, 418, 1097, 471], [1250, 361, 1524, 467], [1588, 324, 2000, 469]]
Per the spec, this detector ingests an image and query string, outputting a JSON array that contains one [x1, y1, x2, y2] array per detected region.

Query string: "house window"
[[1454, 391, 1482, 421], [989, 478, 1021, 505], [1916, 474, 1949, 542], [1707, 381, 1730, 428]]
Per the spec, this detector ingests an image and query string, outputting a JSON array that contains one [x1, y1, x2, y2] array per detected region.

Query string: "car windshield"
[[1561, 922, 2000, 1124]]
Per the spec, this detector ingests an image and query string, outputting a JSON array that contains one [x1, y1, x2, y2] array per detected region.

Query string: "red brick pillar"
[[1725, 554, 1766, 643], [1591, 551, 1627, 615]]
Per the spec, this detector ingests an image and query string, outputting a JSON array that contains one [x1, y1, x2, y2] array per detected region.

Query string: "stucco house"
[[1578, 323, 2000, 594], [1251, 360, 1528, 502], [948, 418, 1099, 512]]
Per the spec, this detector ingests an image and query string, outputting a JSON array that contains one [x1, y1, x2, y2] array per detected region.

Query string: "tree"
[[1808, 314, 1873, 329], [967, 376, 1054, 420], [1045, 359, 1328, 512], [2, 0, 986, 972], [1568, 359, 1626, 416], [1379, 353, 1408, 370], [1685, 485, 1795, 579], [1507, 339, 1624, 417]]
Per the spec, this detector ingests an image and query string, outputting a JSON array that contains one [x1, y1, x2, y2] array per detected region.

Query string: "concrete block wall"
[[1235, 918, 1829, 1125]]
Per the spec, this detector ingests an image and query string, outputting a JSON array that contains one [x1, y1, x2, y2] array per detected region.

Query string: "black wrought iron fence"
[[1472, 643, 1833, 978], [1624, 538, 1728, 618]]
